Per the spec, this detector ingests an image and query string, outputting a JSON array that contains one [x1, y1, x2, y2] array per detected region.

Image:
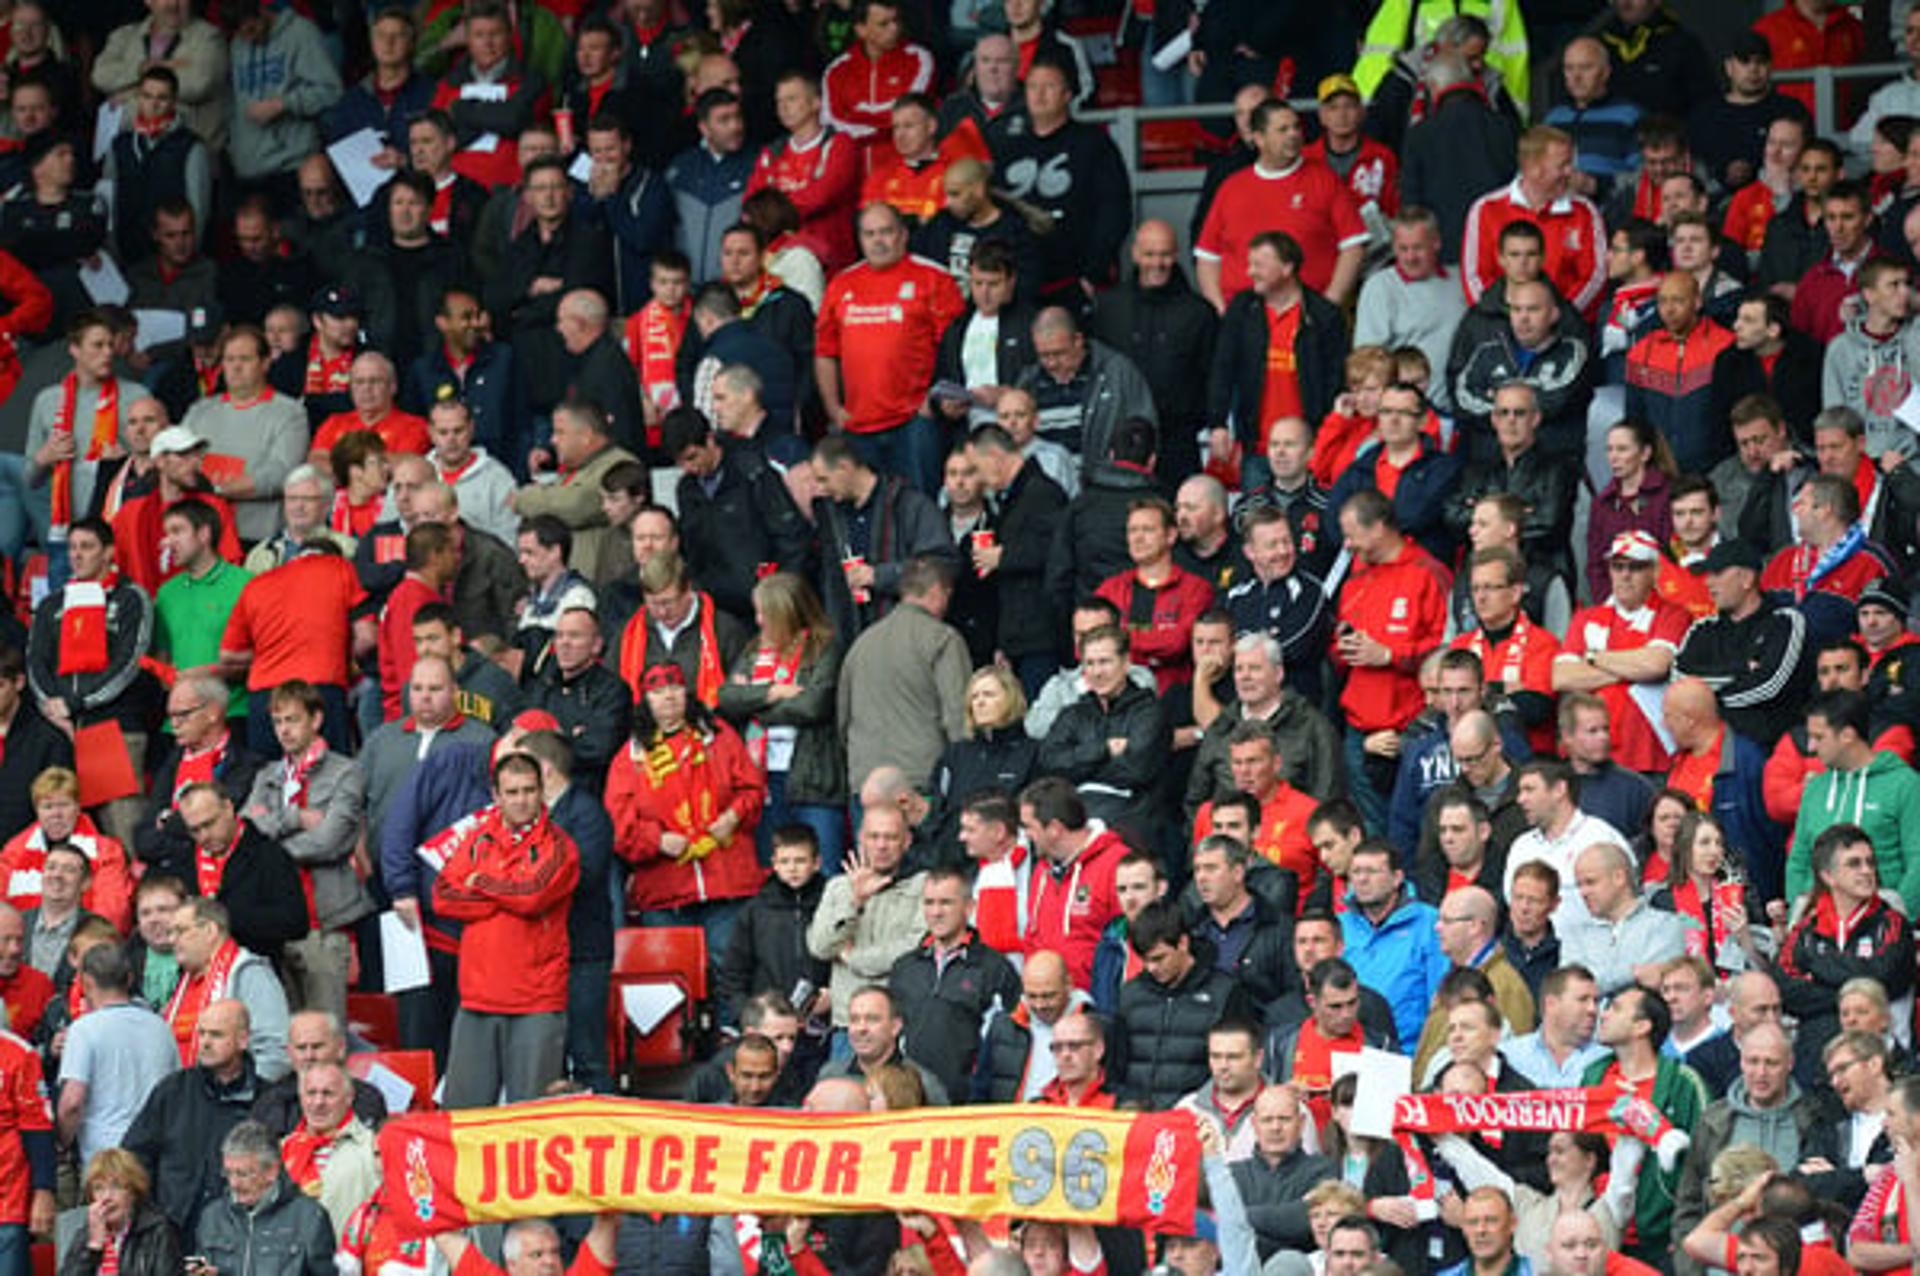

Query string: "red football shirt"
[[1195, 158, 1368, 296], [815, 255, 965, 432]]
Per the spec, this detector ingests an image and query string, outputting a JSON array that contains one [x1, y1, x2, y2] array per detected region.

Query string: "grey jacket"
[[23, 380, 154, 519], [1821, 314, 1920, 463], [716, 640, 846, 806], [194, 1172, 334, 1276], [806, 869, 927, 1027], [1013, 339, 1158, 478], [178, 391, 309, 542], [836, 601, 969, 793], [1555, 895, 1690, 995], [226, 11, 342, 181], [360, 716, 498, 840], [1184, 691, 1343, 820], [1673, 1081, 1833, 1276], [242, 751, 373, 931]]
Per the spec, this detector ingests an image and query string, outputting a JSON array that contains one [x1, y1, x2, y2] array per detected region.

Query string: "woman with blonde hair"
[[926, 665, 1036, 846], [62, 1149, 180, 1276], [866, 1061, 926, 1112], [718, 572, 846, 871]]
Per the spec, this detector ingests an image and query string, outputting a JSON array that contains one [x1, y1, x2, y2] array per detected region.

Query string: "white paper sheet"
[[1149, 29, 1191, 72], [326, 127, 393, 209], [466, 132, 501, 154], [621, 981, 685, 1036], [79, 255, 130, 305], [1628, 680, 1677, 754], [568, 151, 593, 184], [364, 1061, 415, 1114], [1896, 384, 1920, 437], [379, 910, 432, 993], [93, 101, 125, 163], [131, 309, 186, 352], [460, 82, 508, 102], [1348, 1046, 1413, 1141]]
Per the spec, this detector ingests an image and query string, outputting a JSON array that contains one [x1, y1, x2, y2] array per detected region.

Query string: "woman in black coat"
[[927, 666, 1039, 855], [62, 1150, 182, 1276]]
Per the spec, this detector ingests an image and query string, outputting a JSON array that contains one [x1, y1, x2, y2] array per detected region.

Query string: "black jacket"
[[928, 726, 1040, 851], [1089, 272, 1219, 468], [0, 706, 72, 844], [1673, 598, 1813, 745], [1446, 445, 1579, 585], [1779, 895, 1916, 1084], [1711, 333, 1823, 445], [913, 205, 1045, 303], [491, 211, 614, 336], [121, 1060, 260, 1238], [986, 116, 1131, 289], [208, 824, 311, 960], [677, 443, 817, 624], [250, 1074, 388, 1138], [1038, 680, 1170, 837], [58, 1204, 180, 1276], [717, 871, 831, 1018], [934, 302, 1037, 403], [985, 457, 1067, 660], [1399, 86, 1519, 261], [812, 476, 954, 646], [1184, 892, 1296, 1006], [522, 661, 632, 795], [1209, 288, 1346, 449], [216, 248, 320, 328], [1043, 461, 1163, 618], [133, 740, 264, 877], [1327, 437, 1466, 564], [971, 1003, 1049, 1102], [1113, 938, 1256, 1109], [890, 934, 1022, 1102]]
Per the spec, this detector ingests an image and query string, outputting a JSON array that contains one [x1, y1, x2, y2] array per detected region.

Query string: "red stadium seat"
[[346, 992, 400, 1052], [609, 927, 708, 1082]]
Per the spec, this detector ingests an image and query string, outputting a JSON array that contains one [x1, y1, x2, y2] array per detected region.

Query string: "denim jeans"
[[0, 1221, 24, 1276], [846, 416, 944, 495], [638, 899, 746, 979], [1343, 727, 1392, 839], [567, 958, 614, 1093], [759, 770, 848, 875]]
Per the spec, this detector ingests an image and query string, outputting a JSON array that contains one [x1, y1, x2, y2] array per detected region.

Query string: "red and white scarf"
[[162, 936, 242, 1064], [282, 738, 327, 809], [195, 824, 243, 898], [282, 1118, 344, 1190], [56, 578, 111, 675], [742, 637, 805, 768], [303, 336, 353, 398], [49, 374, 118, 540], [172, 732, 229, 805]]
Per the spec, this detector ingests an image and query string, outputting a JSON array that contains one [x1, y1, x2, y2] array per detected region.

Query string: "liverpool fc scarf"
[[1392, 1086, 1690, 1170], [304, 335, 353, 398], [56, 579, 110, 675], [742, 637, 804, 768], [49, 374, 118, 541]]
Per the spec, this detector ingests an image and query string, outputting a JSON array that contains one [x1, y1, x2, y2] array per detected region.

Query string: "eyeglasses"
[[167, 702, 208, 721], [1827, 1057, 1860, 1084], [1050, 1039, 1094, 1053]]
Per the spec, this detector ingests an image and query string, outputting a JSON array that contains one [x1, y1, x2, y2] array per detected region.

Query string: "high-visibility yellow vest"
[[1351, 0, 1530, 114]]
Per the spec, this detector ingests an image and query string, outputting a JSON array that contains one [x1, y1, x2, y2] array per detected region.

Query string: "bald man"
[[1173, 475, 1246, 589], [1411, 885, 1537, 1075], [975, 949, 1085, 1101], [1090, 218, 1218, 479], [791, 1075, 899, 1276], [1662, 676, 1786, 900], [993, 387, 1079, 497], [122, 998, 261, 1235], [1623, 270, 1733, 475], [1559, 843, 1688, 995]]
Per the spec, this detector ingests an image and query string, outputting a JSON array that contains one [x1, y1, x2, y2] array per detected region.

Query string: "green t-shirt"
[[154, 559, 253, 720]]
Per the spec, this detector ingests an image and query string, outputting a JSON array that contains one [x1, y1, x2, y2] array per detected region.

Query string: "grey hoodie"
[[1723, 1077, 1807, 1168], [1820, 313, 1920, 462], [227, 11, 342, 181]]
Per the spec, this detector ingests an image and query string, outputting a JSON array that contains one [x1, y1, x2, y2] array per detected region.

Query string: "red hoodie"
[[1025, 828, 1127, 991]]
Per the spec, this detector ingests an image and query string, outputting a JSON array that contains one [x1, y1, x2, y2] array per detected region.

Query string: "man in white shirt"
[[1502, 759, 1629, 927]]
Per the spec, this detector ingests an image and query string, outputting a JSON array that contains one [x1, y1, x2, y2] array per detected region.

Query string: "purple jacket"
[[1586, 466, 1674, 603]]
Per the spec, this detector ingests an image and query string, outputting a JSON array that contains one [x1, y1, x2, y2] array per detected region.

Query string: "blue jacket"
[[1706, 728, 1790, 903], [1326, 437, 1465, 563], [1341, 889, 1449, 1045], [665, 142, 752, 285], [1090, 916, 1130, 1016], [684, 320, 798, 432], [1385, 715, 1531, 857], [402, 339, 531, 475], [378, 741, 491, 934], [552, 784, 615, 965], [324, 72, 435, 147], [583, 166, 676, 316]]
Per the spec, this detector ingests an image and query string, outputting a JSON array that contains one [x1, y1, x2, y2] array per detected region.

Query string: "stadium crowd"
[[2, 0, 1920, 1275]]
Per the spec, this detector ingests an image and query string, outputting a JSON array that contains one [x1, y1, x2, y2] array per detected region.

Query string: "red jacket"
[[1303, 134, 1400, 218], [606, 721, 766, 911], [1333, 537, 1452, 732], [1461, 178, 1607, 319], [1754, 3, 1865, 116], [1026, 827, 1127, 991], [748, 127, 864, 273], [1791, 251, 1875, 345], [431, 807, 580, 1014], [1094, 565, 1216, 692], [0, 250, 50, 406], [820, 41, 935, 170], [0, 817, 135, 932]]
